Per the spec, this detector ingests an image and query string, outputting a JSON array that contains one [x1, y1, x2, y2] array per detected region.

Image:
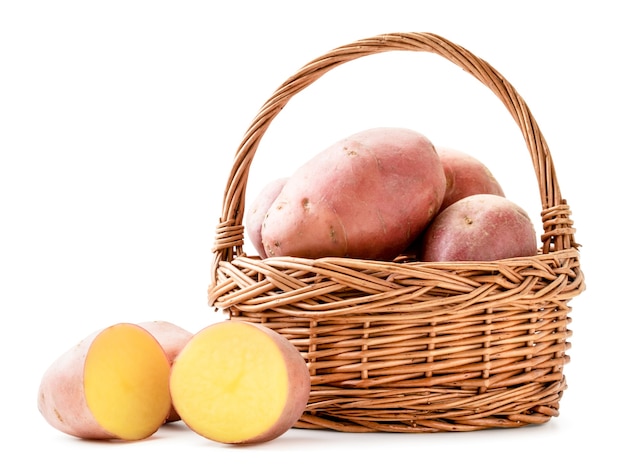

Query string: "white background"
[[1, 1, 622, 463]]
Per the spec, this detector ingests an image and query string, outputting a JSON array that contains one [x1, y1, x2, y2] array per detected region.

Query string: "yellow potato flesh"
[[170, 322, 289, 444], [84, 324, 171, 440]]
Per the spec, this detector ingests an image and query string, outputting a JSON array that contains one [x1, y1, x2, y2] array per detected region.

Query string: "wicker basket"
[[208, 32, 585, 433]]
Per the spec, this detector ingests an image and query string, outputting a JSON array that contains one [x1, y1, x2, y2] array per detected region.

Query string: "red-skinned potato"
[[37, 323, 171, 440], [420, 194, 538, 262], [262, 127, 446, 260], [437, 146, 505, 211], [137, 320, 193, 422], [246, 177, 288, 258], [170, 320, 311, 444]]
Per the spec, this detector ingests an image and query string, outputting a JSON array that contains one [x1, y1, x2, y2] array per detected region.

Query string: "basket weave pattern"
[[208, 32, 584, 433]]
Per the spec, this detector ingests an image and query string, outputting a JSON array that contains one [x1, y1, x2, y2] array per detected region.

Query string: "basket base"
[[295, 412, 556, 433], [294, 379, 565, 433]]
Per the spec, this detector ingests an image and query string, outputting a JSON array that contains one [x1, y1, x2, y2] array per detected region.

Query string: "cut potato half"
[[170, 320, 310, 444]]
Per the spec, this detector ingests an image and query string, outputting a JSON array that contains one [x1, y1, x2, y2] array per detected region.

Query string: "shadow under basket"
[[207, 32, 585, 433]]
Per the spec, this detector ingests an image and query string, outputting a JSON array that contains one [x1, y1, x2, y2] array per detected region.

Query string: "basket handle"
[[211, 32, 576, 278]]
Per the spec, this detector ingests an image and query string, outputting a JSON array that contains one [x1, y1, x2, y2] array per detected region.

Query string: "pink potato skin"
[[245, 177, 288, 258], [262, 127, 446, 261], [138, 321, 193, 422], [420, 194, 538, 262], [137, 321, 193, 366], [37, 329, 116, 439], [437, 146, 505, 211]]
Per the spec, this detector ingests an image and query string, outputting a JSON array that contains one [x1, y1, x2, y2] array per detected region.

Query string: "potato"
[[137, 320, 194, 422], [169, 320, 310, 444], [419, 194, 537, 261], [437, 146, 505, 211], [262, 127, 446, 260], [37, 323, 171, 440], [246, 177, 288, 258]]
